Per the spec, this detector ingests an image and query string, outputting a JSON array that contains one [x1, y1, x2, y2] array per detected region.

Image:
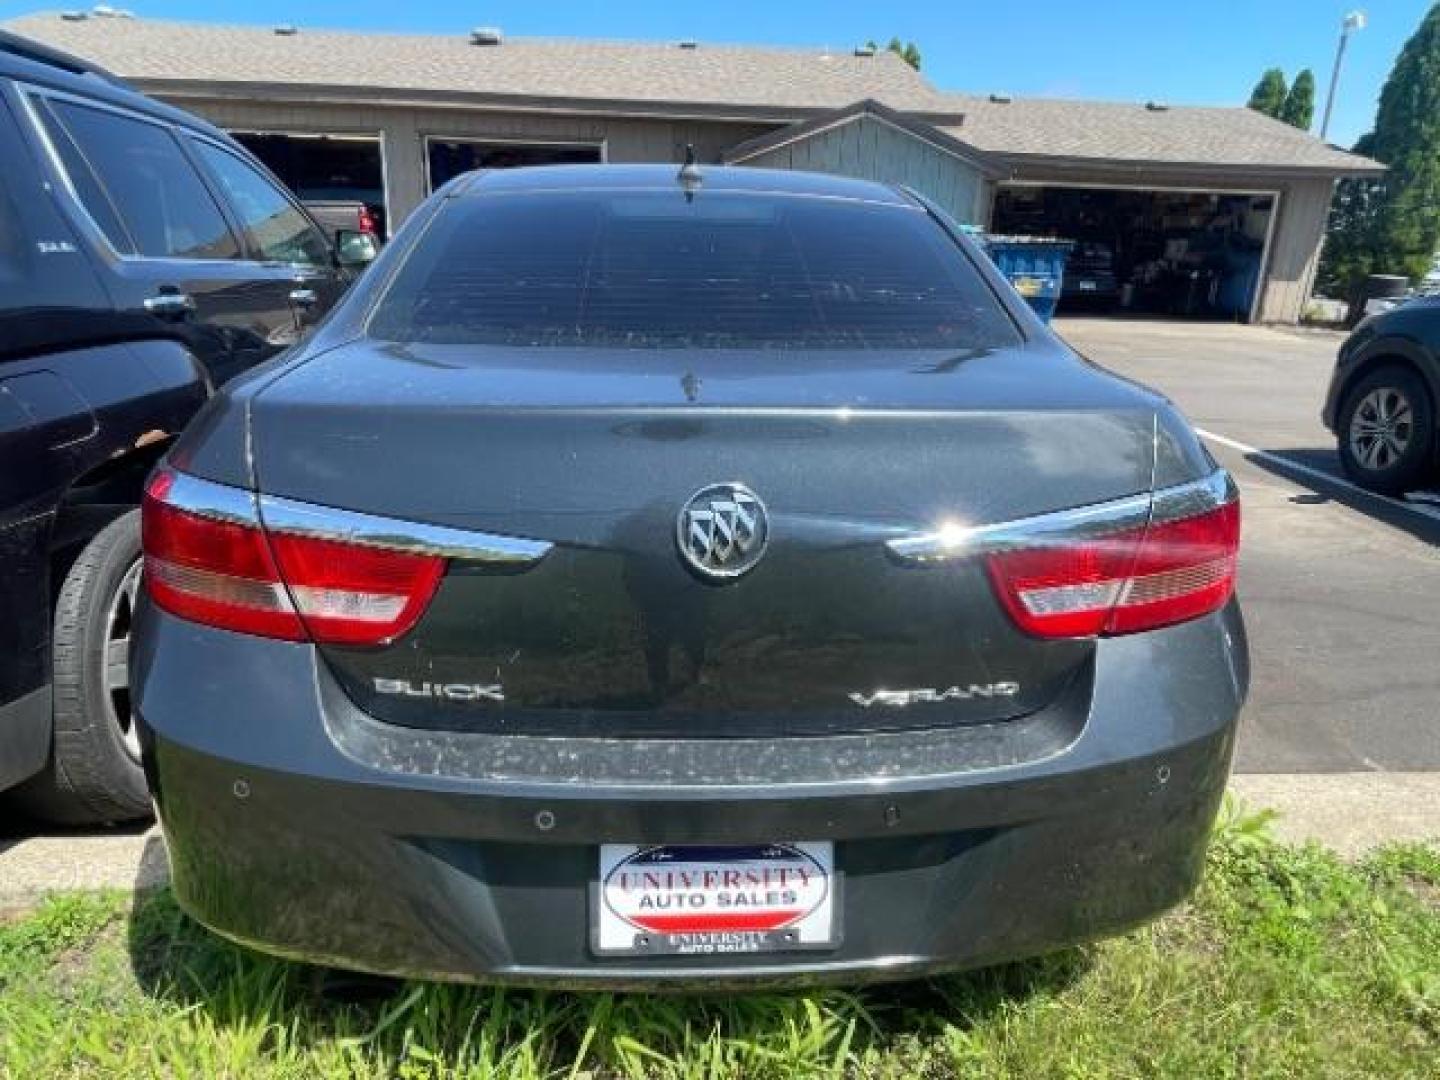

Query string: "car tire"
[[13, 512, 152, 825], [1336, 365, 1436, 496]]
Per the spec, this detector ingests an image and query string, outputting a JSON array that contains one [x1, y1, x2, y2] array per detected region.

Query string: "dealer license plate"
[[593, 843, 837, 956]]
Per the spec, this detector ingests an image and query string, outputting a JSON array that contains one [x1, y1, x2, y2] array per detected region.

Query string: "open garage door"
[[992, 186, 1275, 322], [230, 131, 387, 238], [425, 138, 603, 192]]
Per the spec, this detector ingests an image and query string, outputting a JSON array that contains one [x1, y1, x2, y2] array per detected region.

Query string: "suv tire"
[[1337, 365, 1436, 496], [14, 512, 152, 824]]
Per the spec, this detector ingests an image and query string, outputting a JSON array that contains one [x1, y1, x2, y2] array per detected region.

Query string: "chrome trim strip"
[[161, 469, 262, 527], [160, 470, 552, 565], [1151, 467, 1238, 525], [886, 468, 1235, 564], [258, 493, 552, 564]]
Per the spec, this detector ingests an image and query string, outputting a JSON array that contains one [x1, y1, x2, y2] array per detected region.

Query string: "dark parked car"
[[1060, 241, 1119, 305], [0, 31, 373, 823], [302, 199, 382, 245], [135, 165, 1247, 987], [1324, 297, 1440, 495]]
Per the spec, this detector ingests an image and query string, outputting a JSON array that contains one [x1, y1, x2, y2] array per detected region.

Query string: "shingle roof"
[[2, 12, 956, 117], [3, 12, 1384, 178], [941, 93, 1382, 176]]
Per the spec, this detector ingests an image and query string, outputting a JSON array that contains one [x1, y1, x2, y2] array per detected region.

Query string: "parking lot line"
[[1195, 427, 1440, 525]]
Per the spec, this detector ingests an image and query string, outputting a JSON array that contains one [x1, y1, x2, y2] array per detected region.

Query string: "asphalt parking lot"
[[1056, 318, 1440, 775]]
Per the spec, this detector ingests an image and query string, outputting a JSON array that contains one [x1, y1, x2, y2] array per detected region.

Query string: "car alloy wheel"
[[103, 557, 143, 762], [1347, 386, 1415, 472]]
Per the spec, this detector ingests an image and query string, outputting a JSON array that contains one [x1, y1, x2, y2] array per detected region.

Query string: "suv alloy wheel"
[[1338, 365, 1437, 495]]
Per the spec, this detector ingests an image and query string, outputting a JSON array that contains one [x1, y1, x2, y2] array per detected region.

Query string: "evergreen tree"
[[1317, 134, 1387, 297], [1279, 69, 1316, 130], [1320, 6, 1440, 294], [1247, 68, 1288, 118], [1368, 5, 1440, 282], [880, 36, 922, 71]]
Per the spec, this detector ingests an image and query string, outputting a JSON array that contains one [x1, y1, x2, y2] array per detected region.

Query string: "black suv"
[[0, 32, 373, 823], [1323, 296, 1440, 495]]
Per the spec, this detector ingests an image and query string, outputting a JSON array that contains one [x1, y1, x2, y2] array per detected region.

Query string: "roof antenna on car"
[[677, 144, 703, 201]]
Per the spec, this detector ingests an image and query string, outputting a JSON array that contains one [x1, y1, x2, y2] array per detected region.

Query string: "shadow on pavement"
[[1243, 445, 1440, 547], [136, 830, 169, 891], [0, 805, 156, 855], [124, 872, 1092, 1062]]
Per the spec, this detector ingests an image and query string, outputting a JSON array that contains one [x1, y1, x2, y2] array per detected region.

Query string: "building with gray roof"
[[4, 10, 1383, 322]]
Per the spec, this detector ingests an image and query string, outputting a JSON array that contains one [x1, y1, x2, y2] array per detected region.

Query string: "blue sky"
[[2, 1, 1431, 149]]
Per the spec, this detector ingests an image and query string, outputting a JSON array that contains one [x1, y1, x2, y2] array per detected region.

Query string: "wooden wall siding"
[[1005, 162, 1292, 194], [1255, 177, 1334, 324], [740, 116, 986, 224], [171, 96, 772, 227]]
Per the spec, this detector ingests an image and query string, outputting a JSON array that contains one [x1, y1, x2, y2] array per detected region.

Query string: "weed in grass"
[[0, 889, 120, 986], [0, 819, 1436, 1078]]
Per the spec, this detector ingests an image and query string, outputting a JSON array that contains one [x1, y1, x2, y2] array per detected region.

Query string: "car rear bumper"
[[134, 601, 1248, 989]]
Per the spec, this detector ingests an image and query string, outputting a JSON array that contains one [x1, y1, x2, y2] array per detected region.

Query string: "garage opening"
[[425, 138, 603, 192], [991, 186, 1275, 321], [230, 131, 387, 237]]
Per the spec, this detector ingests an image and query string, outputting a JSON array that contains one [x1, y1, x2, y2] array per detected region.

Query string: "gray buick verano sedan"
[[134, 165, 1247, 987]]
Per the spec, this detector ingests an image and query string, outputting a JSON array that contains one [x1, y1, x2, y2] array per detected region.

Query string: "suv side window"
[[35, 97, 239, 261], [31, 102, 129, 252], [191, 141, 331, 267]]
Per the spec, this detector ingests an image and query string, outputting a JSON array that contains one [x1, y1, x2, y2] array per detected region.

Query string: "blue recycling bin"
[[983, 236, 1074, 323]]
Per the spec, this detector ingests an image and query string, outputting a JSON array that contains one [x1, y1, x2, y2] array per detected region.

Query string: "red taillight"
[[142, 470, 305, 640], [1105, 501, 1240, 634], [266, 532, 443, 646], [142, 470, 443, 646], [987, 500, 1239, 639], [357, 205, 378, 236]]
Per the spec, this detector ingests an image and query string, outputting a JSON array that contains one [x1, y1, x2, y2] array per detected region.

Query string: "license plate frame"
[[591, 842, 839, 957]]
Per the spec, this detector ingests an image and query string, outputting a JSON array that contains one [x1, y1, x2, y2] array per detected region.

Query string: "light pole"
[[1321, 10, 1367, 140]]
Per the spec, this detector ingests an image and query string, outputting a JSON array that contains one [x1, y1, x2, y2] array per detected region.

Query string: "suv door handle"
[[288, 287, 318, 308], [143, 291, 195, 319]]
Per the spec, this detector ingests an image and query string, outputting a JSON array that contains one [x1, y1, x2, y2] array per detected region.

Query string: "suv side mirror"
[[335, 229, 379, 268]]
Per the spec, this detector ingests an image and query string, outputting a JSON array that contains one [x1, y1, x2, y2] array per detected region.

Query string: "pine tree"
[[1316, 133, 1387, 297], [1279, 69, 1316, 130], [1368, 5, 1440, 282], [1247, 68, 1288, 118], [1320, 5, 1440, 295], [880, 36, 922, 71]]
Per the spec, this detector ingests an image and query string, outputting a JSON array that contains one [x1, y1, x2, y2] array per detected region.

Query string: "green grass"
[[1, 807, 1436, 1079]]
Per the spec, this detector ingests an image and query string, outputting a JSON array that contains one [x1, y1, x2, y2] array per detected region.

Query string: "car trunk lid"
[[248, 340, 1159, 736]]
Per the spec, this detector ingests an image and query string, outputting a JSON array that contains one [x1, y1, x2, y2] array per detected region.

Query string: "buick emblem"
[[676, 482, 769, 580]]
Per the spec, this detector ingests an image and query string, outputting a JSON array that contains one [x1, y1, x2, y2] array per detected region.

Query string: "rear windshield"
[[368, 189, 1020, 350]]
